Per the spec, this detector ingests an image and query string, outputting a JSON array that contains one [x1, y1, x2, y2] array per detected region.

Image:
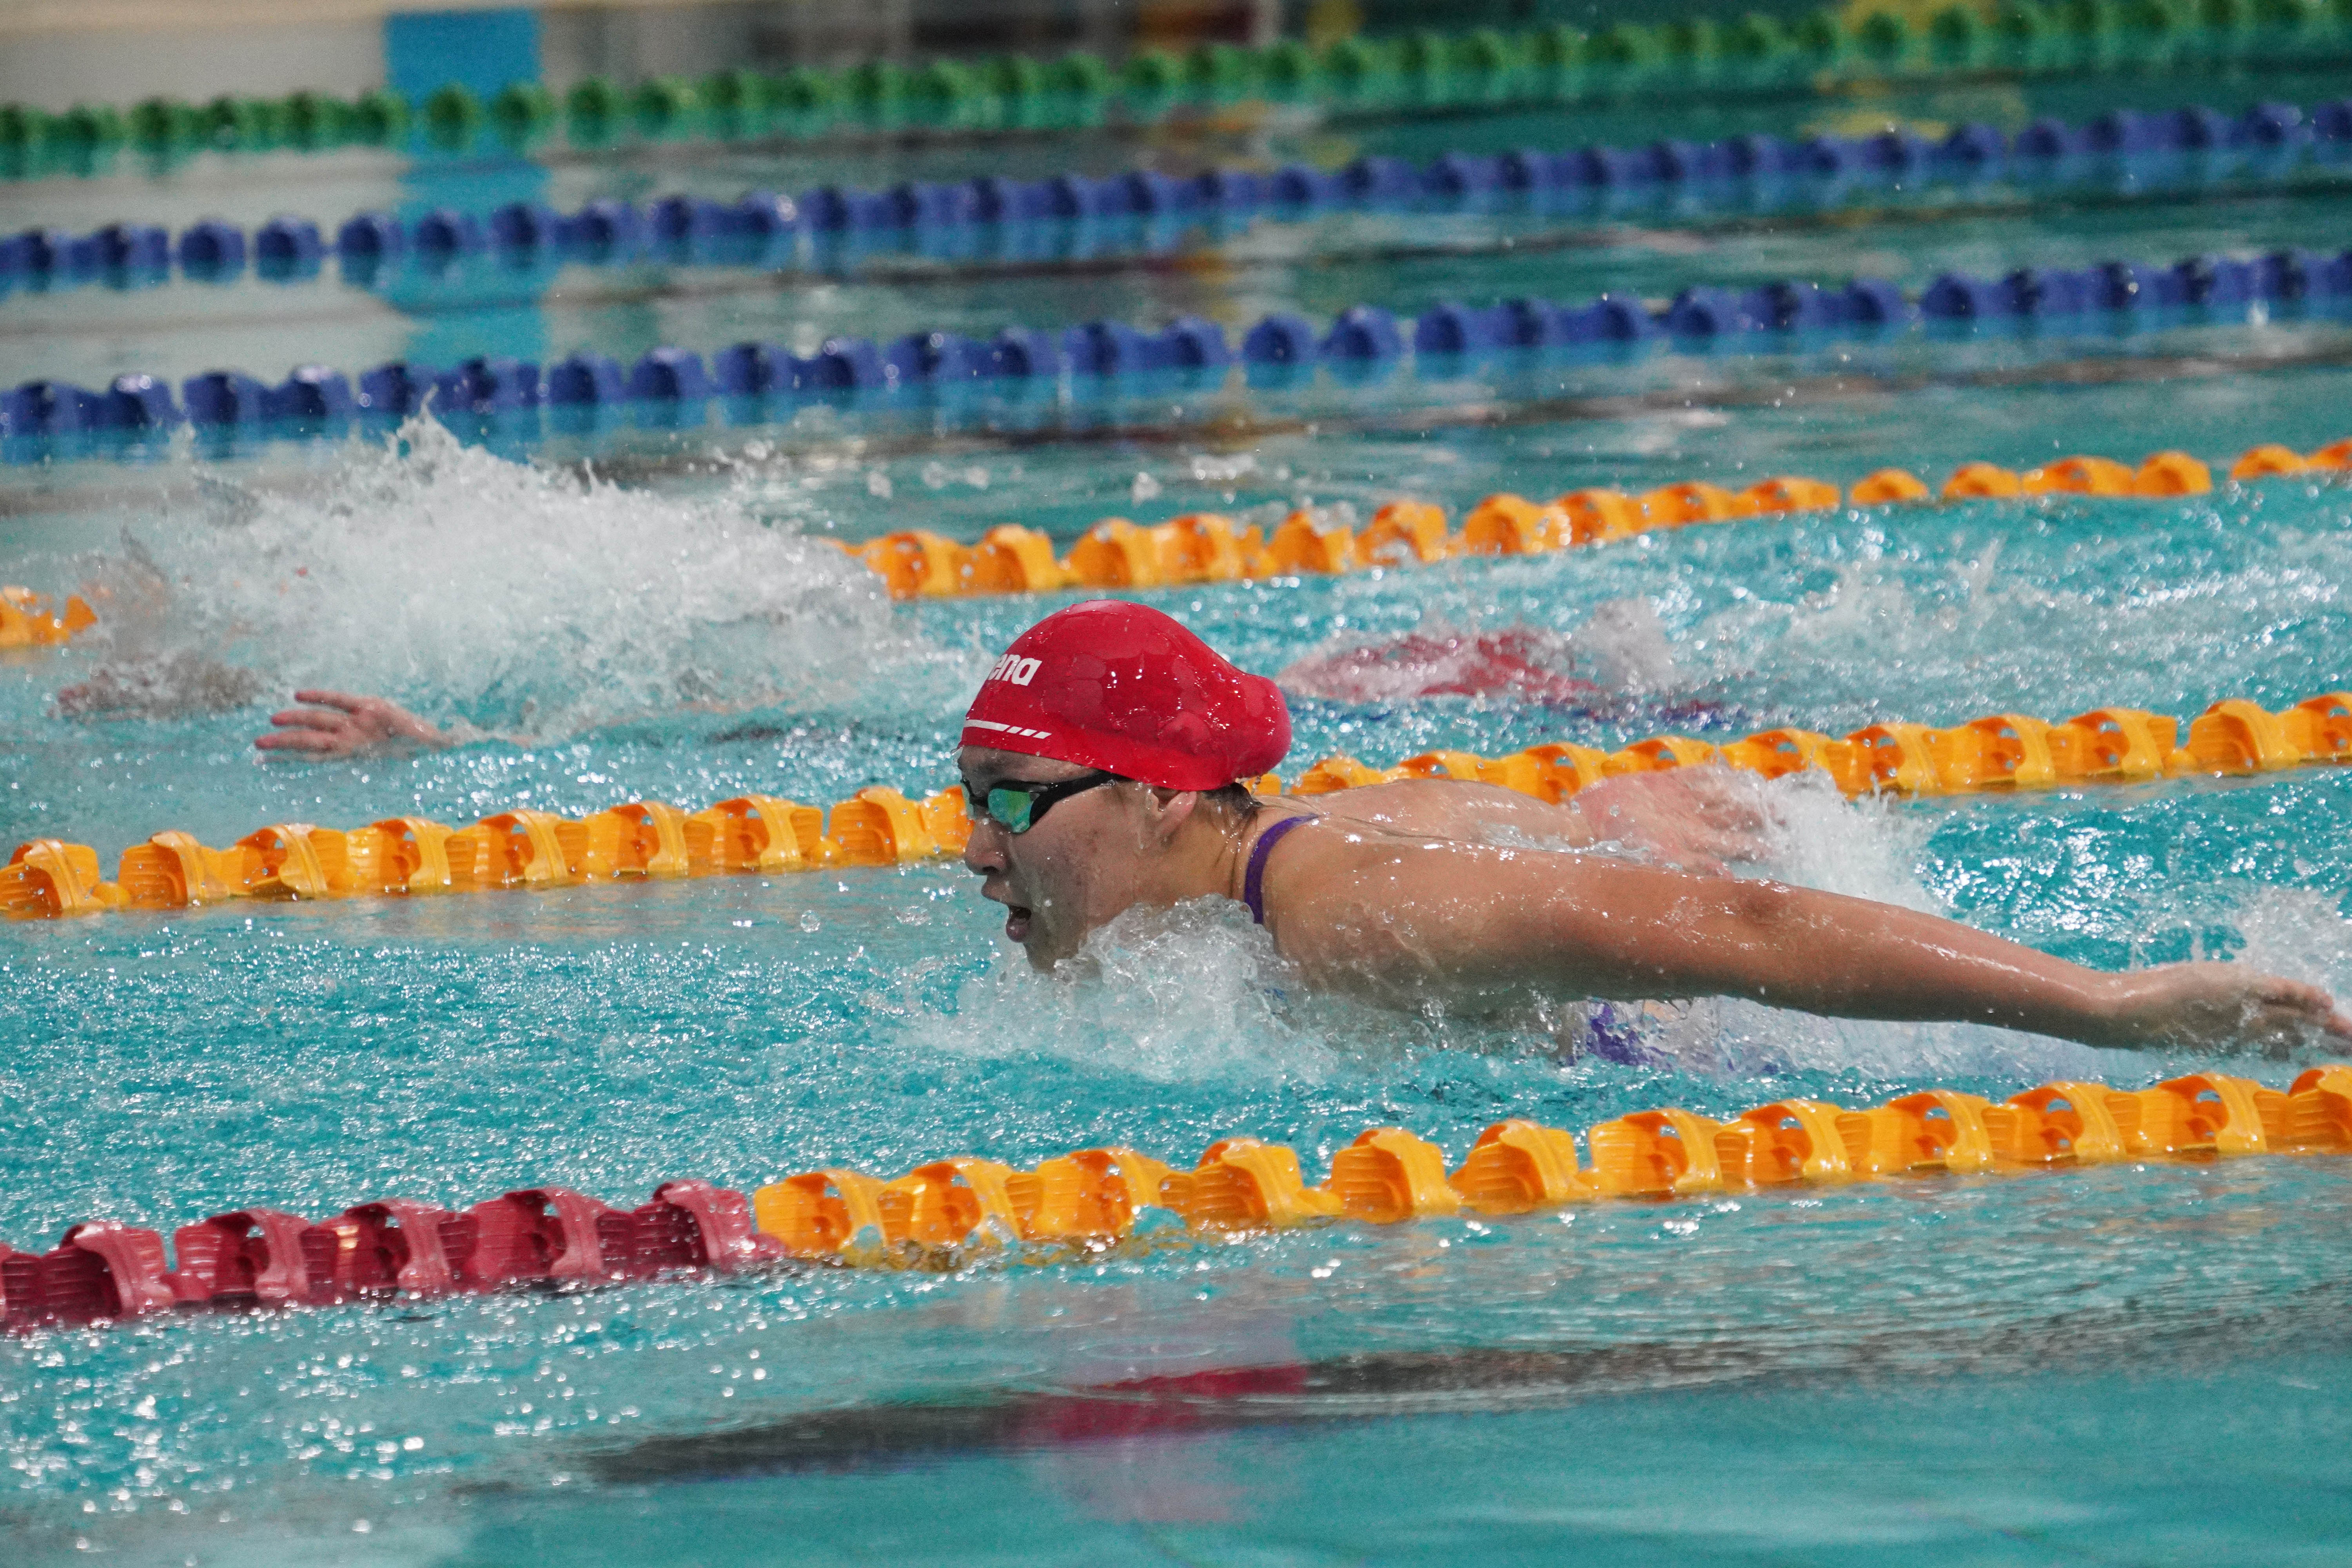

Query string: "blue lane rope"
[[7, 238, 2351, 460], [3, 98, 2348, 300]]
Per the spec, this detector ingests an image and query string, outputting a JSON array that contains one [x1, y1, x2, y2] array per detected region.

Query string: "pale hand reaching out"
[[254, 690, 449, 758], [1569, 766, 1775, 876]]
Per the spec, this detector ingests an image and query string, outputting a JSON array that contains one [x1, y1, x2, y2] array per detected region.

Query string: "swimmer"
[[959, 601, 2351, 1055]]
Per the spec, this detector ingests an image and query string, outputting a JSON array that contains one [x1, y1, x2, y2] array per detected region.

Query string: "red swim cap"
[[961, 601, 1291, 790]]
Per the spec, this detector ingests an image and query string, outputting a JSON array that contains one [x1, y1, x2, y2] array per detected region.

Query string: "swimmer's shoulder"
[[1236, 783, 1546, 914], [1250, 776, 1573, 840]]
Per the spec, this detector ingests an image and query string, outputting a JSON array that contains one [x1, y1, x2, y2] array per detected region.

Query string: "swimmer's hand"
[[254, 690, 450, 758], [2089, 963, 2352, 1056], [1568, 766, 1772, 875]]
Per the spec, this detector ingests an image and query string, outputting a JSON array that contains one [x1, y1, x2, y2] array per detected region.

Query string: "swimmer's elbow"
[[1726, 879, 1802, 937]]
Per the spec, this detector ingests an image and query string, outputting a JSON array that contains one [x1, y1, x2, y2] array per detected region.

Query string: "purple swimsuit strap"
[[1242, 813, 1316, 926]]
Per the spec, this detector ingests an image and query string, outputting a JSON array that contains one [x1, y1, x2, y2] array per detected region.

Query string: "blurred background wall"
[[0, 0, 1838, 111]]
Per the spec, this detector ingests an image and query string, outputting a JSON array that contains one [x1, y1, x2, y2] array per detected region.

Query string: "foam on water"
[[2230, 885, 2352, 993], [1681, 493, 2352, 723], [51, 421, 975, 737], [16, 103, 2352, 1567], [904, 898, 1354, 1086]]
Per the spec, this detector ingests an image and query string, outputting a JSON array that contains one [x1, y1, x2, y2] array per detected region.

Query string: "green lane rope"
[[7, 5, 2352, 178]]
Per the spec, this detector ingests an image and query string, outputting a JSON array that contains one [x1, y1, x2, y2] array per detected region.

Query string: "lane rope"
[[6, 683, 2346, 921], [6, 1065, 2352, 1332], [0, 588, 92, 649], [6, 96, 2345, 299], [8, 9, 2350, 176], [7, 437, 2338, 662], [839, 439, 2352, 599], [8, 245, 2352, 459]]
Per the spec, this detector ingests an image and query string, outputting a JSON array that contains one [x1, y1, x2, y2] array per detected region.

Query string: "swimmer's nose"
[[962, 818, 1008, 875]]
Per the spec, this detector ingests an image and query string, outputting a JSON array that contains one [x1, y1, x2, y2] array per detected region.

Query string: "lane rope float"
[[7, 96, 2346, 300], [4, 436, 2335, 655], [10, 241, 2352, 460], [9, 7, 2350, 176], [5, 436, 2345, 629], [5, 686, 2346, 921], [0, 588, 93, 649], [6, 1065, 2352, 1334], [839, 439, 2352, 600]]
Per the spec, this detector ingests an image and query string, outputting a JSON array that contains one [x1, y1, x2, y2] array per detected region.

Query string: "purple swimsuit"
[[1241, 813, 1315, 924]]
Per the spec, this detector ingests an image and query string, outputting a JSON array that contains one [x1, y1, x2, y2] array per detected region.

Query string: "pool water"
[[5, 43, 2352, 1568]]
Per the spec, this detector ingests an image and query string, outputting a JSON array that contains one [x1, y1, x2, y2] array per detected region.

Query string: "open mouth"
[[1004, 904, 1033, 943]]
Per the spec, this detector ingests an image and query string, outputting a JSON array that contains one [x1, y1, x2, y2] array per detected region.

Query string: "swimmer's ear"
[[1142, 786, 1203, 843]]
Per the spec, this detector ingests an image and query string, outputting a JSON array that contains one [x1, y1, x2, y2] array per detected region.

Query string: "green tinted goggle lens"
[[965, 771, 1120, 835], [984, 785, 1040, 833]]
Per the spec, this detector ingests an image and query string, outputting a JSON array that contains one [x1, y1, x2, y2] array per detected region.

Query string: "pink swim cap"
[[961, 601, 1292, 790]]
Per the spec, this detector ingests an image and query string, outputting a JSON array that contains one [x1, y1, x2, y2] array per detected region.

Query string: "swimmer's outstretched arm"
[[252, 689, 755, 758], [1274, 838, 2352, 1054]]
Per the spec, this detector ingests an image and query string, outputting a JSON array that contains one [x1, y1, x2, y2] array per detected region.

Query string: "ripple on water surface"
[[1, 416, 2348, 1562]]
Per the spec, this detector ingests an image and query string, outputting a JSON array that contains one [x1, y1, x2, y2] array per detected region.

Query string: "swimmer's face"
[[958, 745, 1167, 969]]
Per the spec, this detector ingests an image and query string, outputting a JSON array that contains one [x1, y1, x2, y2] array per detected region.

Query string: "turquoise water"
[[6, 54, 2352, 1567]]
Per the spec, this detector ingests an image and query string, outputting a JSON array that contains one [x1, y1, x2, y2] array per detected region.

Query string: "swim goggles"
[[964, 770, 1122, 834]]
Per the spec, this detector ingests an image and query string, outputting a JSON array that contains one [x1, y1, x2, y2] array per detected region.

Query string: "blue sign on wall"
[[384, 8, 543, 103]]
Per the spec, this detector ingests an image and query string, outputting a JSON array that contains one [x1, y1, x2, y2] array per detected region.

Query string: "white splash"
[[1577, 597, 1680, 693], [2223, 885, 2352, 999], [61, 420, 972, 735], [903, 897, 1354, 1085], [1750, 768, 1940, 912], [1684, 506, 2350, 724]]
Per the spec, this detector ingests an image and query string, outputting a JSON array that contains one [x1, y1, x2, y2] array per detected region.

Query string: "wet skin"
[[958, 746, 2352, 1055], [254, 690, 452, 755]]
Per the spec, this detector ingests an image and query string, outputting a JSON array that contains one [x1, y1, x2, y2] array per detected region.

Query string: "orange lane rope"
[[3, 690, 2343, 919], [843, 439, 2351, 599], [0, 588, 93, 649], [2, 443, 2337, 645], [7, 1067, 2352, 1333], [750, 1065, 2352, 1259]]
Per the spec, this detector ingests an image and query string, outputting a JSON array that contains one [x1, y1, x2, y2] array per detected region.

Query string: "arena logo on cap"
[[987, 654, 1043, 686]]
